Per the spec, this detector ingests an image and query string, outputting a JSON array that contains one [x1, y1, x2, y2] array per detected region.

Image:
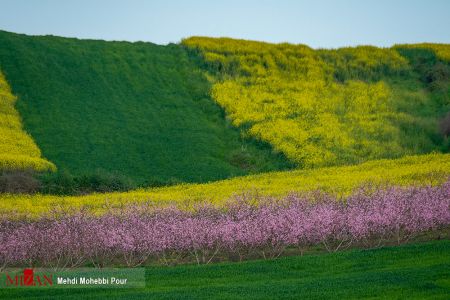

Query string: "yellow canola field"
[[1, 153, 449, 217], [183, 38, 448, 169], [0, 72, 55, 172]]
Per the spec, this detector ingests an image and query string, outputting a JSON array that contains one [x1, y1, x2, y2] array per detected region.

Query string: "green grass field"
[[1, 240, 448, 299]]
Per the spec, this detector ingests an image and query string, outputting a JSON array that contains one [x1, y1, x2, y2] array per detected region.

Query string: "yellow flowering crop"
[[0, 72, 55, 172], [182, 37, 447, 169], [1, 153, 448, 218]]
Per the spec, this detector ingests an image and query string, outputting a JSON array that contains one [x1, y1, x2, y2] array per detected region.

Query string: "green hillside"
[[0, 31, 291, 187], [0, 31, 448, 190]]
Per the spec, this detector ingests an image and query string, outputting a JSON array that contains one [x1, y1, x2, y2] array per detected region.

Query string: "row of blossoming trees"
[[1, 181, 449, 269]]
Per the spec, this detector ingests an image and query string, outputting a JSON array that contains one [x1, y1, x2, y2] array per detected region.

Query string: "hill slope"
[[0, 31, 290, 185], [0, 31, 448, 188], [183, 37, 450, 168]]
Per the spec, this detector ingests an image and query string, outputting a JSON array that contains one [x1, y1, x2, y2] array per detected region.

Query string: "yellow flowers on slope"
[[183, 37, 444, 169], [0, 72, 55, 172]]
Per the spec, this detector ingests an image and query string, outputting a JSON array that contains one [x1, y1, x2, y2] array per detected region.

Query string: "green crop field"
[[0, 240, 448, 299]]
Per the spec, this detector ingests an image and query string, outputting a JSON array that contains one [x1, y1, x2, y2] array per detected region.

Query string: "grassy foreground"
[[1, 152, 449, 217], [1, 240, 449, 299]]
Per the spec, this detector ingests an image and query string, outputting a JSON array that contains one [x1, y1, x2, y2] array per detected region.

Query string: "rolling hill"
[[0, 30, 448, 192], [0, 30, 291, 188]]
